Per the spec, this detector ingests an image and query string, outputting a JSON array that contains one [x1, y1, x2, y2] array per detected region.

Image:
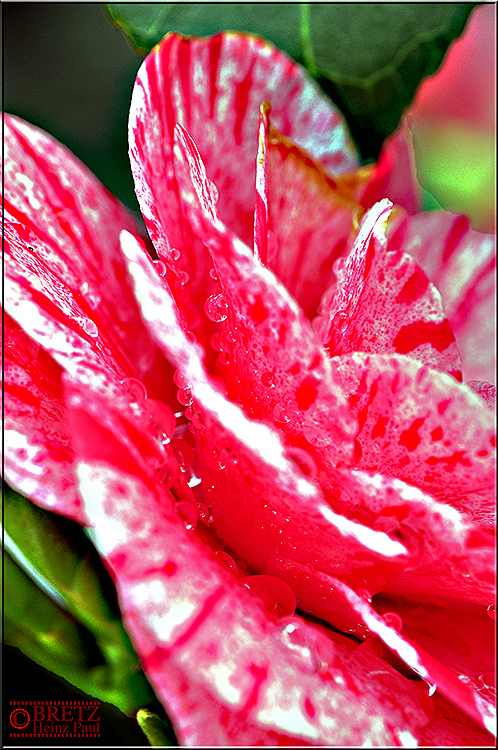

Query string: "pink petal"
[[327, 467, 495, 605], [331, 579, 496, 738], [130, 32, 357, 248], [120, 230, 420, 632], [2, 313, 81, 521], [359, 121, 421, 214], [172, 122, 358, 469], [395, 210, 496, 383], [314, 201, 462, 380], [255, 102, 364, 319], [373, 592, 496, 705], [65, 378, 429, 745], [3, 115, 175, 401], [329, 352, 496, 516]]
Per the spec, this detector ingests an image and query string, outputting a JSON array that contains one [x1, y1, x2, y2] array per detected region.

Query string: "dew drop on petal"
[[275, 556, 293, 571], [145, 398, 176, 441], [356, 588, 373, 603], [273, 403, 291, 424], [209, 267, 218, 281], [171, 439, 194, 473], [428, 683, 437, 697], [332, 309, 348, 332], [177, 270, 189, 285], [177, 387, 194, 407], [261, 371, 275, 388], [205, 293, 228, 322], [285, 446, 317, 478], [382, 611, 403, 632], [215, 550, 238, 572], [153, 259, 167, 277], [487, 603, 496, 620], [80, 317, 99, 338], [197, 502, 209, 519], [121, 377, 148, 403], [176, 501, 198, 531], [218, 351, 230, 365], [244, 575, 296, 617], [170, 247, 181, 261]]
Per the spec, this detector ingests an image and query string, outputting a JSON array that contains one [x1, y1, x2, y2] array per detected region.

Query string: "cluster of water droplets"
[[279, 616, 337, 675]]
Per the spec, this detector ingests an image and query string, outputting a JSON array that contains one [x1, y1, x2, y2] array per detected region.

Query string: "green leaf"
[[136, 708, 177, 746], [3, 485, 155, 715], [106, 2, 476, 159]]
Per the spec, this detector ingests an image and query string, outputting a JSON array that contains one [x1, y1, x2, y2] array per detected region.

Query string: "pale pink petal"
[[2, 313, 81, 521], [396, 210, 496, 383], [3, 115, 175, 401], [65, 377, 429, 745], [314, 201, 462, 379], [328, 352, 496, 516]]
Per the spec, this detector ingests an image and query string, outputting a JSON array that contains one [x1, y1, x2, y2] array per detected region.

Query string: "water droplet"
[[173, 368, 189, 389], [205, 293, 228, 322], [356, 588, 373, 603], [356, 623, 370, 638], [332, 309, 348, 332], [197, 502, 209, 519], [280, 617, 335, 673], [177, 270, 189, 285], [487, 603, 496, 620], [148, 455, 175, 487], [191, 410, 205, 432], [171, 439, 194, 473], [177, 387, 194, 407], [145, 399, 176, 442], [210, 332, 222, 351], [458, 674, 473, 685], [302, 416, 333, 448], [273, 403, 290, 424], [332, 257, 345, 276], [382, 611, 403, 632], [153, 259, 167, 277], [80, 317, 99, 338], [218, 351, 230, 366], [209, 267, 218, 281], [215, 550, 237, 572], [275, 556, 293, 571], [176, 501, 198, 531], [285, 446, 317, 478], [244, 575, 296, 617], [261, 371, 275, 388], [477, 672, 496, 702], [122, 377, 148, 403], [170, 247, 180, 261], [428, 683, 437, 697]]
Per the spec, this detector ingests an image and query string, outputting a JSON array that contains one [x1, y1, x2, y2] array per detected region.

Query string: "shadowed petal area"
[[329, 352, 496, 515], [2, 313, 81, 520], [314, 201, 462, 380], [255, 103, 364, 319], [65, 378, 430, 746], [329, 579, 495, 738], [3, 115, 175, 403], [326, 467, 495, 605], [395, 211, 496, 383]]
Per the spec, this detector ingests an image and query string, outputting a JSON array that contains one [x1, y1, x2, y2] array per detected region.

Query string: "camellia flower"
[[3, 32, 496, 746]]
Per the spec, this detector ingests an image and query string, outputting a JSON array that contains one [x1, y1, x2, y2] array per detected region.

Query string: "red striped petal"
[[65, 375, 429, 746], [328, 352, 496, 516], [2, 313, 81, 521], [315, 201, 462, 379], [395, 210, 496, 383]]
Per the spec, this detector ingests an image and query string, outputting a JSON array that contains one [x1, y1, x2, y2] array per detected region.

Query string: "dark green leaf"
[[106, 2, 476, 159], [3, 485, 154, 715], [136, 708, 177, 746]]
